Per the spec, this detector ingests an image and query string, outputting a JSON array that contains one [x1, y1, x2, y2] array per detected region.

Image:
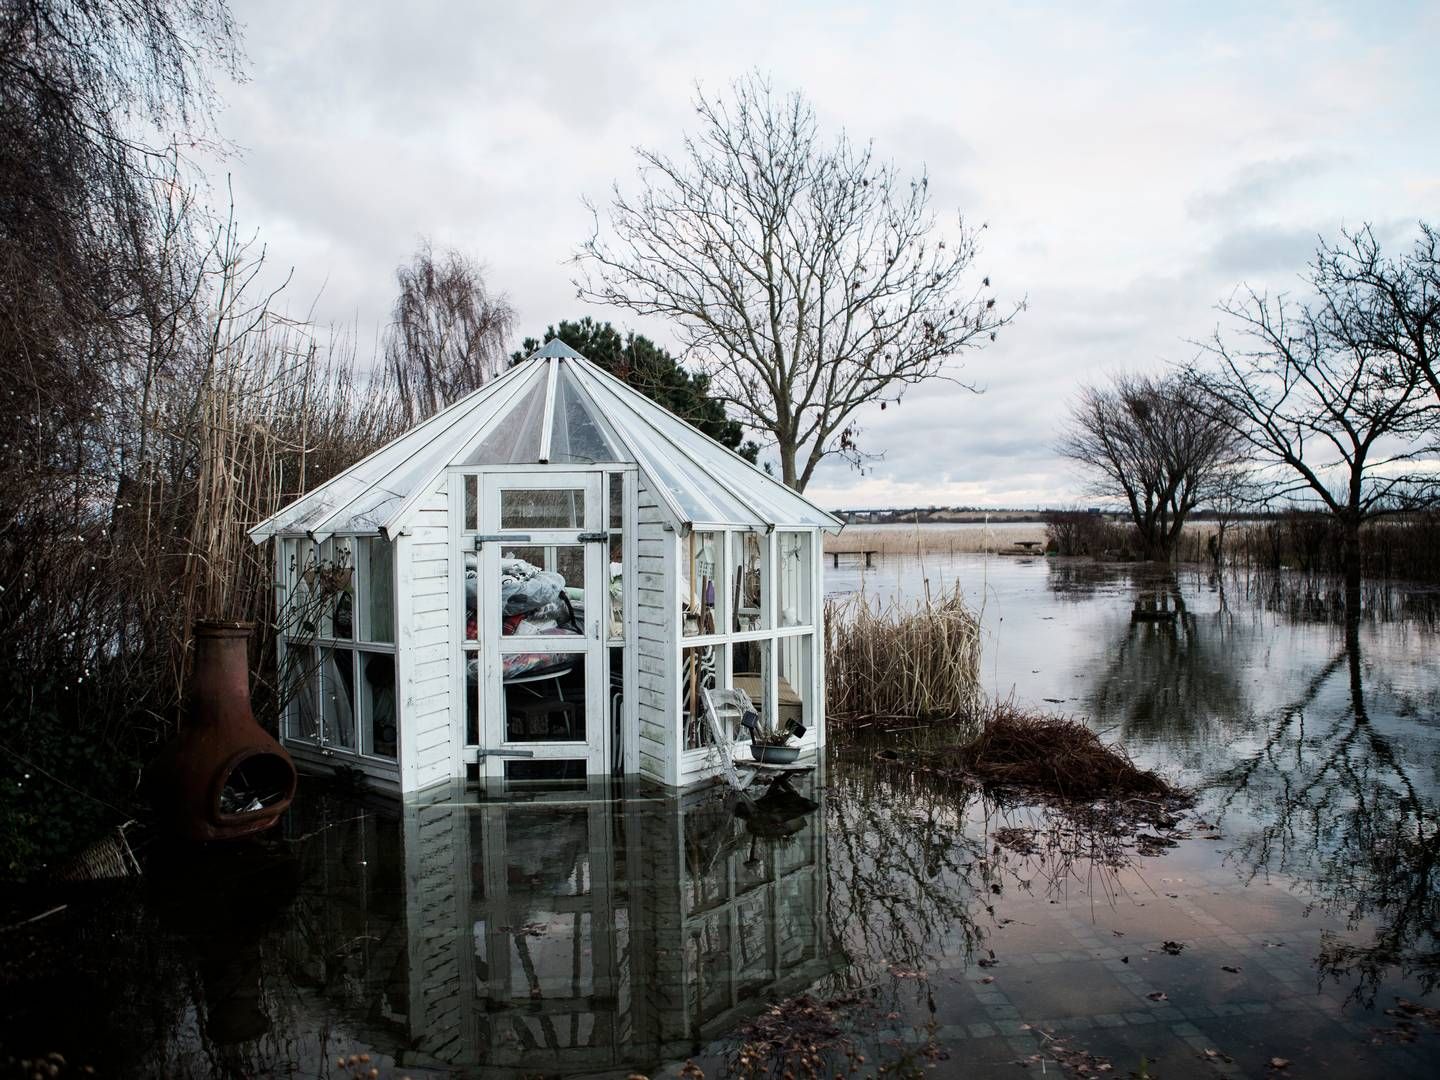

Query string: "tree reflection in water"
[[823, 753, 1190, 1008], [1082, 568, 1249, 747], [1213, 598, 1440, 1005], [1067, 560, 1439, 1006]]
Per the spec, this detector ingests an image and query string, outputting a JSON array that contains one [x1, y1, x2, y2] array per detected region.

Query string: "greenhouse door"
[[475, 471, 607, 783]]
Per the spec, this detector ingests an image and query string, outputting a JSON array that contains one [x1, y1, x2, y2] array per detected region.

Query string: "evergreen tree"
[[514, 318, 759, 461]]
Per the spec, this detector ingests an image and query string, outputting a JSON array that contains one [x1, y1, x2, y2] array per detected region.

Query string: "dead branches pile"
[[881, 702, 1179, 802]]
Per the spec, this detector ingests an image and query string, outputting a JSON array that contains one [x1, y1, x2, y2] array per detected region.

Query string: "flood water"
[[3, 555, 1439, 1078]]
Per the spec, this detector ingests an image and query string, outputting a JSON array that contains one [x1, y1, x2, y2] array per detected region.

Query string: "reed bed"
[[824, 585, 983, 727], [825, 523, 1046, 556], [1205, 513, 1440, 581]]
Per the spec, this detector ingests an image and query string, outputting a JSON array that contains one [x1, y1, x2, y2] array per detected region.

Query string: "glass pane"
[[607, 534, 624, 642], [361, 651, 397, 758], [363, 537, 395, 643], [292, 648, 320, 740], [504, 652, 586, 742], [682, 531, 720, 638], [731, 531, 767, 632], [465, 551, 478, 641], [499, 546, 583, 637], [323, 647, 356, 749], [284, 538, 317, 638], [499, 488, 584, 530], [682, 643, 722, 749], [465, 652, 479, 744], [555, 545, 584, 589], [777, 634, 811, 738], [322, 539, 354, 640], [464, 474, 478, 531], [608, 472, 623, 529], [549, 365, 622, 463], [608, 643, 624, 752], [464, 375, 546, 465], [777, 532, 811, 628], [732, 638, 772, 738]]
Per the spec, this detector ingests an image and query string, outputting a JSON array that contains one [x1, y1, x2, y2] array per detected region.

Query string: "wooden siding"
[[634, 476, 674, 785], [400, 477, 454, 792]]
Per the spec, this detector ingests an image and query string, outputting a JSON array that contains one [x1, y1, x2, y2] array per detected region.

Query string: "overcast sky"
[[211, 0, 1440, 510]]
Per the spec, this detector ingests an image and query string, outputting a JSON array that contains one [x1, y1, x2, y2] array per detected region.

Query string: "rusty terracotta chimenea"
[[152, 621, 297, 842]]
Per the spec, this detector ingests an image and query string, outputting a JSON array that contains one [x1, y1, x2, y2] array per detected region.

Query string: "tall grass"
[[1208, 512, 1440, 581], [824, 585, 983, 728]]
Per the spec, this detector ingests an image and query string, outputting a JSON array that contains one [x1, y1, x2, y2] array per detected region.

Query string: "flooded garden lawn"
[[3, 555, 1438, 1078]]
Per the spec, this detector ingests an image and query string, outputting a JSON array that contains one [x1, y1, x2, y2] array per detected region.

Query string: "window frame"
[[680, 527, 818, 753], [280, 533, 399, 762]]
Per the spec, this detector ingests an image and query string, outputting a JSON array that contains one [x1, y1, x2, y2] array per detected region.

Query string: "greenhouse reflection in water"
[[229, 781, 836, 1077]]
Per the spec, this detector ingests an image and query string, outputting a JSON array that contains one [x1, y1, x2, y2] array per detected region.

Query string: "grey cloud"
[[1187, 152, 1342, 222], [1206, 225, 1321, 277]]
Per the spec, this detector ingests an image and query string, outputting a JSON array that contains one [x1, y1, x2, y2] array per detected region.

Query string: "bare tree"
[[1057, 372, 1240, 561], [1309, 223, 1440, 410], [384, 240, 514, 423], [1204, 463, 1264, 568], [1189, 258, 1439, 577], [576, 73, 1017, 491]]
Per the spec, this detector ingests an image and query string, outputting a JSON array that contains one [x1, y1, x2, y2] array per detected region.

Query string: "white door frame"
[[475, 469, 607, 782]]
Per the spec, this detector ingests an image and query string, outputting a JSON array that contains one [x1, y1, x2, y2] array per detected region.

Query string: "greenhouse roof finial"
[[532, 338, 586, 360]]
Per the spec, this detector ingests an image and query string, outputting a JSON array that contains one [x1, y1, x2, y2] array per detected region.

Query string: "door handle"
[[473, 533, 531, 549]]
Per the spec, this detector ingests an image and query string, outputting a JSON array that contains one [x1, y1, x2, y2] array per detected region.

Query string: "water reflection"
[[1046, 562, 1440, 1006], [1084, 570, 1251, 744], [261, 783, 834, 1077], [10, 556, 1440, 1076], [1212, 613, 1440, 1005]]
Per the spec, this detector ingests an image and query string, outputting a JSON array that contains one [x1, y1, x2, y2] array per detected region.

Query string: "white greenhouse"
[[250, 339, 840, 795]]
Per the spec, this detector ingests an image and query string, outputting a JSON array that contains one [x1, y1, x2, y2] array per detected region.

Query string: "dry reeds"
[[1206, 512, 1440, 581], [824, 584, 983, 727], [824, 523, 1045, 556]]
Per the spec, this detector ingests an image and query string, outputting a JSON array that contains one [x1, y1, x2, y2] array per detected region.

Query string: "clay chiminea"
[[152, 621, 297, 842]]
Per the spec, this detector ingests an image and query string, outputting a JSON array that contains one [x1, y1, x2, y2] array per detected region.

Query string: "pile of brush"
[[880, 702, 1180, 802]]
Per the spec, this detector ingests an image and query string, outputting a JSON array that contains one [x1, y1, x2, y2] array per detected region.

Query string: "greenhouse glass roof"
[[250, 338, 840, 541]]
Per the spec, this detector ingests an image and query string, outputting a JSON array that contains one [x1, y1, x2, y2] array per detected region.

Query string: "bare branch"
[[574, 73, 1019, 489]]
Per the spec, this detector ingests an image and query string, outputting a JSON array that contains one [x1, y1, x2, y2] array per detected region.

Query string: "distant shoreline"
[[828, 508, 1279, 525]]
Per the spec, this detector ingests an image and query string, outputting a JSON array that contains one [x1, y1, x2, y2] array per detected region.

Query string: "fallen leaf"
[[1147, 991, 1168, 1002], [1269, 1058, 1291, 1070], [1221, 965, 1241, 973], [978, 975, 995, 984]]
